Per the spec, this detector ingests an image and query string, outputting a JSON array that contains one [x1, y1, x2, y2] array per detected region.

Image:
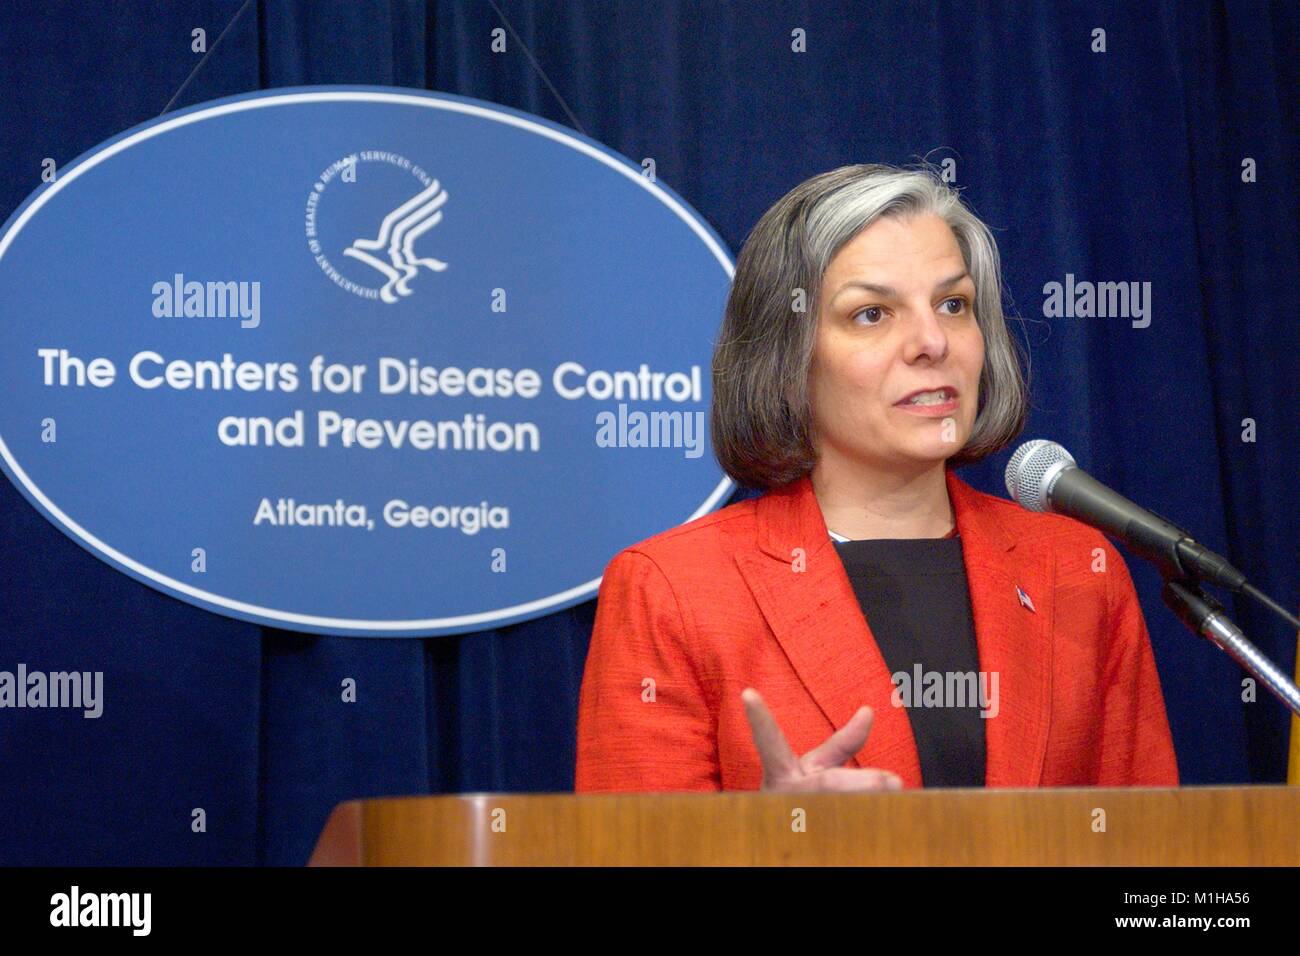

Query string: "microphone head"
[[1005, 440, 1076, 512]]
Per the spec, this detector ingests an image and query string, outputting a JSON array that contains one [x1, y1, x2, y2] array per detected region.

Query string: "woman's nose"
[[901, 306, 950, 363]]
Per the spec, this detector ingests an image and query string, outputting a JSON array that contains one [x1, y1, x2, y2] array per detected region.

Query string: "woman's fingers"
[[799, 705, 875, 773], [742, 690, 904, 791], [791, 766, 904, 792], [741, 688, 800, 782]]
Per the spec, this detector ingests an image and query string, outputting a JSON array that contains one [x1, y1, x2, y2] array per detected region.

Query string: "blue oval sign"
[[0, 86, 734, 636]]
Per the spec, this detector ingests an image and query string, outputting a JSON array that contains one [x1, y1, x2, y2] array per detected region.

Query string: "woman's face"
[[808, 212, 984, 475]]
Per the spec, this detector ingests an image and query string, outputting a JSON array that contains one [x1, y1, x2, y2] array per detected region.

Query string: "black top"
[[831, 532, 986, 787]]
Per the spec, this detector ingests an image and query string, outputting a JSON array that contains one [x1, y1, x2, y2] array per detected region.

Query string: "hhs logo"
[[304, 151, 448, 303]]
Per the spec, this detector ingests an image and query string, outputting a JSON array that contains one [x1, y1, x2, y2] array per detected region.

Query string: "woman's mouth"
[[893, 387, 958, 416]]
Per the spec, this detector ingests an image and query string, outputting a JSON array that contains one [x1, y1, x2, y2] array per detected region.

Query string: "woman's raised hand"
[[741, 688, 903, 792]]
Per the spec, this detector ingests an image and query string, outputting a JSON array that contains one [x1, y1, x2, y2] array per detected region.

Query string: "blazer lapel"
[[733, 468, 1053, 788], [734, 476, 924, 785], [945, 468, 1054, 787]]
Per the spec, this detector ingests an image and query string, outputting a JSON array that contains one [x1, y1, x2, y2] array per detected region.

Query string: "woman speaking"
[[575, 164, 1179, 792]]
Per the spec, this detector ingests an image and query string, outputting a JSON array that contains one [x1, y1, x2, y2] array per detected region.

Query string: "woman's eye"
[[939, 296, 968, 315], [851, 306, 884, 326]]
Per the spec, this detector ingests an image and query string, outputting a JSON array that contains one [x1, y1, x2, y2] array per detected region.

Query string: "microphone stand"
[[1161, 577, 1300, 718]]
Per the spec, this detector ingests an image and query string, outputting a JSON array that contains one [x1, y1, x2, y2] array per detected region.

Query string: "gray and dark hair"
[[711, 162, 1029, 489]]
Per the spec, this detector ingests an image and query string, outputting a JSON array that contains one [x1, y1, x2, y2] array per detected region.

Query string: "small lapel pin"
[[1016, 585, 1036, 613]]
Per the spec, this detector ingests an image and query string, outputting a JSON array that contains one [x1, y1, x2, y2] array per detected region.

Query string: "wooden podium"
[[308, 786, 1300, 866]]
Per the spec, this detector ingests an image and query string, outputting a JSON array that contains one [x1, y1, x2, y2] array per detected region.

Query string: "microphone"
[[1004, 439, 1247, 591]]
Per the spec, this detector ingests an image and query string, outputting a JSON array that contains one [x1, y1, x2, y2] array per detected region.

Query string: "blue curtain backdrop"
[[0, 0, 1296, 865]]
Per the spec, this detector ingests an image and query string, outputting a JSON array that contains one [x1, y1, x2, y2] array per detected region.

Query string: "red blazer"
[[575, 466, 1179, 791]]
